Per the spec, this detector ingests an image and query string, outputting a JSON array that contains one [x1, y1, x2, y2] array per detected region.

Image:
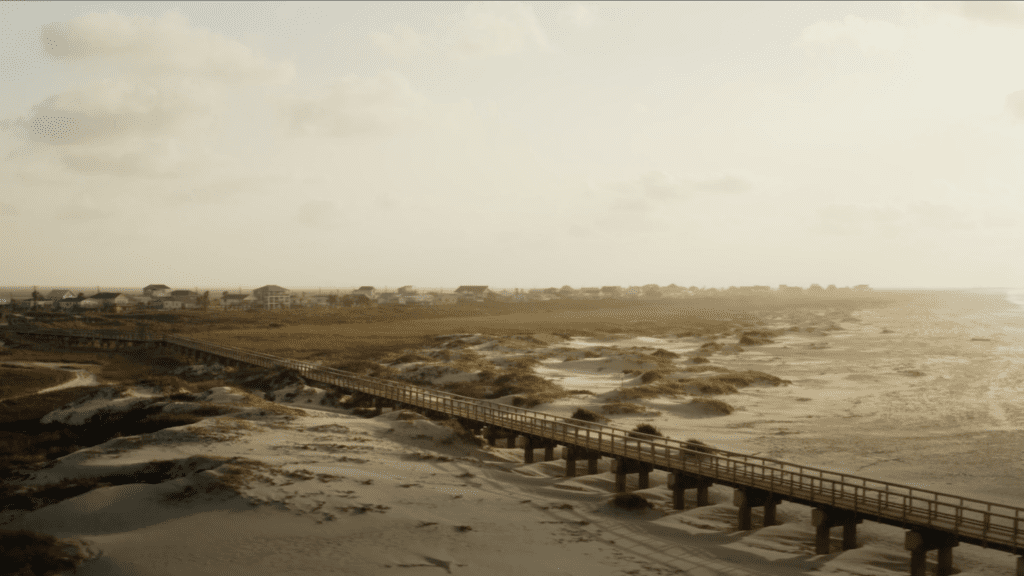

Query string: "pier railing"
[[4, 325, 1022, 553]]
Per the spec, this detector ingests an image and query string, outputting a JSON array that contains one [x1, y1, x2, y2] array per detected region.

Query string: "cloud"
[[40, 10, 294, 84], [60, 138, 186, 178], [816, 204, 904, 235], [612, 171, 751, 201], [372, 24, 424, 58], [2, 78, 217, 146], [958, 1, 1024, 26], [816, 202, 1016, 235], [55, 195, 114, 221], [280, 72, 426, 137], [455, 2, 551, 59], [798, 15, 907, 53], [558, 3, 597, 29], [295, 200, 344, 229], [1, 78, 221, 177], [1007, 90, 1024, 119]]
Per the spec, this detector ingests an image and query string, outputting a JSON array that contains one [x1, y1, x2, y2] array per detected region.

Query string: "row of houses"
[[8, 283, 874, 312]]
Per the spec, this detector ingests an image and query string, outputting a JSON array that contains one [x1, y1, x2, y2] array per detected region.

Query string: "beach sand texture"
[[2, 291, 1022, 575]]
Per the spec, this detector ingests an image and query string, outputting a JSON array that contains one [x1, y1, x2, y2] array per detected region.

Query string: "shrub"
[[640, 370, 668, 384], [684, 438, 717, 454], [689, 397, 734, 415], [569, 408, 606, 423], [0, 529, 87, 576], [738, 331, 777, 345], [616, 380, 689, 400], [628, 423, 663, 438], [601, 401, 656, 415], [610, 493, 652, 510], [689, 379, 739, 395]]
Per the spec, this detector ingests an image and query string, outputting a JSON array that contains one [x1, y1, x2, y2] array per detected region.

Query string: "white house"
[[91, 292, 132, 310], [352, 286, 376, 299], [432, 293, 458, 305], [143, 284, 172, 298], [253, 285, 291, 309], [46, 290, 75, 301], [222, 293, 256, 309]]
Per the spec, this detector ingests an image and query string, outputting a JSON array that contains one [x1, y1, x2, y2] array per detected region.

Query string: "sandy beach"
[[2, 291, 1022, 575]]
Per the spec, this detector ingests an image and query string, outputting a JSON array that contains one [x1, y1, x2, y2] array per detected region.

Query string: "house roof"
[[223, 294, 254, 301], [356, 286, 375, 291], [255, 285, 289, 292], [92, 292, 125, 300], [144, 284, 171, 290], [455, 286, 489, 293], [46, 289, 73, 299]]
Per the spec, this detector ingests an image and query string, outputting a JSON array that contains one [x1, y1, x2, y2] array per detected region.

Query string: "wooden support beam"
[[812, 507, 862, 554], [733, 488, 781, 531], [904, 530, 958, 576]]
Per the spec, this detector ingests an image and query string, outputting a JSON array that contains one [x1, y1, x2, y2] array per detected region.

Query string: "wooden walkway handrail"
[[4, 325, 1022, 552]]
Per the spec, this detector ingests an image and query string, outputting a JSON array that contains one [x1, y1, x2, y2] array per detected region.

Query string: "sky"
[[3, 1, 1024, 290]]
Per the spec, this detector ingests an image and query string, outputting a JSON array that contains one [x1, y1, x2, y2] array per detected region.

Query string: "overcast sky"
[[3, 1, 1024, 290]]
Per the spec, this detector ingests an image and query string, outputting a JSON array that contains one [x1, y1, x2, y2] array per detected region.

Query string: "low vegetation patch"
[[639, 370, 669, 384], [0, 529, 89, 576], [616, 380, 690, 400], [738, 330, 779, 345], [601, 401, 658, 415], [687, 379, 739, 395], [684, 438, 718, 455], [628, 423, 663, 438], [689, 397, 734, 415], [569, 408, 607, 424]]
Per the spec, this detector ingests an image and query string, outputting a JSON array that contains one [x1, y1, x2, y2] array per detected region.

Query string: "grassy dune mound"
[[601, 401, 659, 415], [0, 528, 91, 576]]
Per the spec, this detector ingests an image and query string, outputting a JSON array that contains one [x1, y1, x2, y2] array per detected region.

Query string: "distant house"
[[405, 294, 434, 305], [397, 285, 417, 295], [91, 292, 132, 310], [455, 286, 492, 302], [341, 294, 375, 307], [60, 297, 100, 310], [600, 286, 623, 298], [432, 293, 457, 305], [222, 293, 256, 309], [46, 290, 75, 301], [352, 286, 376, 300], [153, 298, 184, 310], [143, 284, 172, 298], [580, 287, 602, 299], [170, 290, 198, 305], [27, 298, 53, 310], [377, 292, 405, 306], [253, 285, 291, 309]]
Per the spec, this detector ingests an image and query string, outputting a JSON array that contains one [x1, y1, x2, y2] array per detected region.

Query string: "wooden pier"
[[5, 325, 1023, 576]]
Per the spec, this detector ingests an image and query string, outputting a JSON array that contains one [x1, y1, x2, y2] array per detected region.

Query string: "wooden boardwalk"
[[5, 325, 1023, 574]]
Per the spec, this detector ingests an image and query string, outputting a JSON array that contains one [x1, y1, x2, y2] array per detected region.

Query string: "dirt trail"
[[0, 362, 103, 403]]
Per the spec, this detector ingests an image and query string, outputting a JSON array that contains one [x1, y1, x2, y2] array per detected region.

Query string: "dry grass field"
[[119, 295, 899, 366]]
